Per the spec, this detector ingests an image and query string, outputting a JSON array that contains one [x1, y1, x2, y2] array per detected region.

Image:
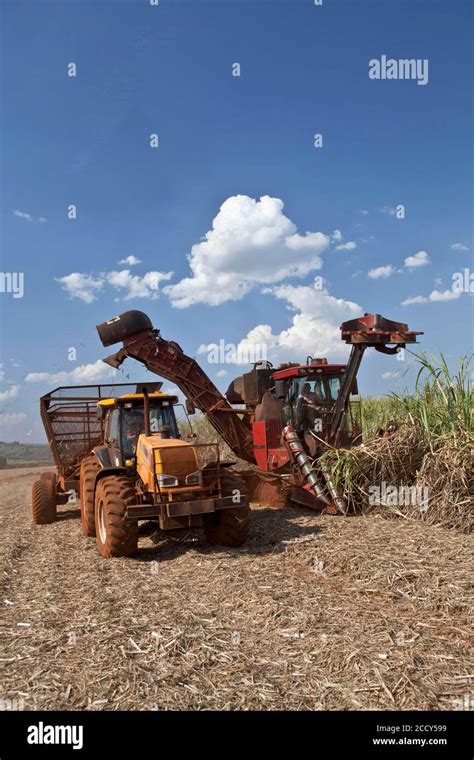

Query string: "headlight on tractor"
[[157, 474, 179, 488], [185, 470, 203, 486]]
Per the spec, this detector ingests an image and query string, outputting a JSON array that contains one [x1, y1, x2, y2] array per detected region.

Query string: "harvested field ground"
[[1, 467, 472, 711]]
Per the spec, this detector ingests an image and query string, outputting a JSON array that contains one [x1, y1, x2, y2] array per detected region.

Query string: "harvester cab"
[[272, 359, 361, 458]]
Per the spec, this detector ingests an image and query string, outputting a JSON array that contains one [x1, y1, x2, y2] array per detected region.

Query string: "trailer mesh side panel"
[[46, 401, 102, 472]]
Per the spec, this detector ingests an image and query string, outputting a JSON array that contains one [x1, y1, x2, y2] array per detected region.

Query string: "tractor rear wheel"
[[32, 478, 57, 525], [79, 455, 100, 537], [40, 471, 56, 484], [203, 472, 250, 547], [94, 476, 138, 558]]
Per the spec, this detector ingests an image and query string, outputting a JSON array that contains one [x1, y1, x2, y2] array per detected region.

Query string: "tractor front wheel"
[[94, 476, 138, 558], [203, 472, 250, 547], [32, 478, 57, 525]]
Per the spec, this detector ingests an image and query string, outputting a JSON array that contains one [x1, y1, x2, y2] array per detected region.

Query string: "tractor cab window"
[[121, 403, 179, 458], [106, 409, 120, 446], [150, 404, 179, 437], [122, 409, 145, 457]]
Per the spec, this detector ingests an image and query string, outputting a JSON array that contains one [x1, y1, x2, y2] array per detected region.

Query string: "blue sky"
[[0, 0, 472, 442]]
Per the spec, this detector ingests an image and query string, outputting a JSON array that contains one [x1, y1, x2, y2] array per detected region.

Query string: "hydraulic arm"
[[96, 311, 256, 463]]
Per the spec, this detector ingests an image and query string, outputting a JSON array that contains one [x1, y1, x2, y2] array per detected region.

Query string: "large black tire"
[[94, 476, 138, 558], [32, 478, 57, 525], [40, 471, 56, 484], [79, 455, 100, 537], [203, 472, 250, 547]]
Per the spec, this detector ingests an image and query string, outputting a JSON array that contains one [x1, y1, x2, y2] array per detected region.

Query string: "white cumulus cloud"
[[107, 270, 173, 299], [14, 210, 34, 222], [336, 241, 357, 251], [14, 210, 47, 223], [401, 289, 461, 306], [25, 360, 116, 384], [404, 250, 430, 269], [368, 265, 396, 279], [0, 385, 20, 402], [451, 243, 469, 252], [55, 273, 104, 303], [164, 195, 333, 308], [429, 289, 461, 302], [228, 279, 362, 364], [56, 269, 172, 303], [118, 255, 142, 266]]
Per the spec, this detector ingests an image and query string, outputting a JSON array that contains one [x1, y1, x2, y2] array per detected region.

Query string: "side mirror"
[[185, 399, 196, 415], [186, 432, 198, 441]]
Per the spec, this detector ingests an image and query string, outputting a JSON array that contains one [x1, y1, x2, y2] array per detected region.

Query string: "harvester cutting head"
[[340, 314, 422, 350]]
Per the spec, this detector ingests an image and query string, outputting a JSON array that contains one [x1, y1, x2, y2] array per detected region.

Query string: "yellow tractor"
[[79, 385, 250, 558]]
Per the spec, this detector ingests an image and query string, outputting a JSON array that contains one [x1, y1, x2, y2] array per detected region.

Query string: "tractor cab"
[[97, 390, 180, 462], [96, 389, 205, 497]]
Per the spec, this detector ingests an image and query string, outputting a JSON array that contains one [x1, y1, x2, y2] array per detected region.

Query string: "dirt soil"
[[1, 467, 472, 711]]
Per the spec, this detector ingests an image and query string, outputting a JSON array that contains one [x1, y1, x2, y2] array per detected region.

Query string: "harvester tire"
[[32, 478, 57, 525], [79, 455, 100, 537], [94, 476, 138, 558], [40, 471, 56, 484], [203, 472, 250, 547]]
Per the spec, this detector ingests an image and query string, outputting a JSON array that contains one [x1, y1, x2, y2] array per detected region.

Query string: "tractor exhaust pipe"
[[141, 386, 151, 437]]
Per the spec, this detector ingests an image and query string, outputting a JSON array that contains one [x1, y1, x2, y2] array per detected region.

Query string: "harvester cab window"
[[327, 376, 342, 402], [294, 379, 324, 432], [285, 375, 342, 433]]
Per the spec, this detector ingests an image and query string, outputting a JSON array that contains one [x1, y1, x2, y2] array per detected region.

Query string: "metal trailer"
[[33, 382, 161, 523]]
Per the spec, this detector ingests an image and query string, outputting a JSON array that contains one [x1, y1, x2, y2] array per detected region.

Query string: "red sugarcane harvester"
[[96, 311, 422, 515]]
